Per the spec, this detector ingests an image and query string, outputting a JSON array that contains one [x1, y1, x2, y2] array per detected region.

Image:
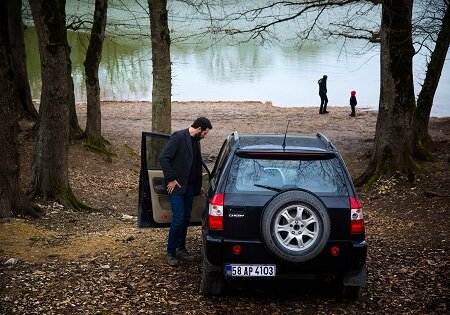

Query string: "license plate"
[[225, 264, 276, 277]]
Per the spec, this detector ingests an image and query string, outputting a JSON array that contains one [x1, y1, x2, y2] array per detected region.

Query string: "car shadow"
[[221, 277, 338, 300]]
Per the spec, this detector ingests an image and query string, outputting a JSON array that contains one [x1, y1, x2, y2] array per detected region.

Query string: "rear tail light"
[[330, 246, 340, 256], [350, 196, 365, 234], [232, 245, 242, 255], [209, 193, 224, 230]]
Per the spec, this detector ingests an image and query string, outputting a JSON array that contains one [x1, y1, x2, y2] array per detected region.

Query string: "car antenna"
[[282, 120, 290, 151]]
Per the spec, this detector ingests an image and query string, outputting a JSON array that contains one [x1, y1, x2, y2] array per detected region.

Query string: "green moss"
[[380, 148, 396, 176], [355, 152, 394, 190], [416, 139, 425, 150], [121, 144, 139, 158], [355, 167, 380, 190], [412, 159, 423, 170], [354, 165, 379, 190], [57, 187, 97, 212], [355, 143, 420, 189], [363, 174, 379, 190], [414, 139, 434, 161], [84, 143, 117, 161]]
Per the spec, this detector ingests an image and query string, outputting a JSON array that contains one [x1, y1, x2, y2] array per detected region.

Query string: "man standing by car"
[[159, 117, 213, 267], [318, 75, 329, 114]]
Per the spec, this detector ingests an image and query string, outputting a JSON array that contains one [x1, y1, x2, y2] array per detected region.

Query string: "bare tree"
[[68, 60, 84, 141], [149, 0, 172, 134], [20, 0, 85, 141], [50, 0, 173, 136], [6, 0, 38, 120], [414, 0, 450, 153], [28, 0, 90, 210], [84, 0, 109, 150], [0, 1, 41, 218]]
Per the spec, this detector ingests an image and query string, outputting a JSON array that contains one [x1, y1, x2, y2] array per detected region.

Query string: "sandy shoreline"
[[74, 101, 448, 172], [75, 99, 449, 117]]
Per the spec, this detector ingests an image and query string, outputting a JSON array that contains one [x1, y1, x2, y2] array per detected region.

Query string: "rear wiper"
[[254, 184, 282, 192], [254, 184, 300, 192]]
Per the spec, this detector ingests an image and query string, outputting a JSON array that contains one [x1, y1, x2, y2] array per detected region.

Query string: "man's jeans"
[[319, 92, 328, 113], [167, 184, 194, 255]]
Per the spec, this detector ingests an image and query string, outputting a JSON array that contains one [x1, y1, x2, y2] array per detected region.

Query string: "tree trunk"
[[358, 0, 417, 185], [28, 0, 76, 204], [415, 2, 450, 153], [84, 0, 108, 148], [68, 45, 84, 141], [6, 0, 38, 120], [149, 0, 172, 134], [0, 1, 41, 218]]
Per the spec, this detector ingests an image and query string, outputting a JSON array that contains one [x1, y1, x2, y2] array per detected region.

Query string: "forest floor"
[[1, 101, 449, 314]]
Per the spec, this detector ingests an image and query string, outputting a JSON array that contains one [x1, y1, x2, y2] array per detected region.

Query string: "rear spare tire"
[[261, 190, 330, 263]]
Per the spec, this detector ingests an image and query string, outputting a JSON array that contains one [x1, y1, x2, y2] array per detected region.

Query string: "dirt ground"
[[1, 101, 449, 314]]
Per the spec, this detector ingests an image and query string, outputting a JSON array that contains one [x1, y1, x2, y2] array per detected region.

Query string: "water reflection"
[[24, 27, 449, 117]]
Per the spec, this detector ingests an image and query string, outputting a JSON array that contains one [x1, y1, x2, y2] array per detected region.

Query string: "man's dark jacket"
[[159, 128, 203, 196], [318, 78, 327, 95]]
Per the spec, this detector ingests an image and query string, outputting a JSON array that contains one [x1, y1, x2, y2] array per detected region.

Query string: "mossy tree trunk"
[[84, 0, 108, 148], [0, 2, 41, 218], [358, 0, 416, 185], [28, 0, 88, 210], [6, 0, 38, 121], [414, 3, 450, 156]]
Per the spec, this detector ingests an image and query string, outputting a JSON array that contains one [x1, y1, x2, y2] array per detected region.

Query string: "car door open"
[[138, 132, 210, 227]]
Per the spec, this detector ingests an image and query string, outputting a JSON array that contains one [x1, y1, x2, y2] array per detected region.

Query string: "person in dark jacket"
[[159, 117, 213, 267], [318, 75, 329, 114], [349, 90, 357, 117]]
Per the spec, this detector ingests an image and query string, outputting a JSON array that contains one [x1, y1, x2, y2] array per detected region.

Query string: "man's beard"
[[194, 133, 202, 140]]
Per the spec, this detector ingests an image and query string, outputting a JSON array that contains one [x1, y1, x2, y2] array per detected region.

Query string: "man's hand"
[[167, 180, 181, 194]]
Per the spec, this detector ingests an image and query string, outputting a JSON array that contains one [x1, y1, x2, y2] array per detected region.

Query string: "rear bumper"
[[204, 235, 367, 277]]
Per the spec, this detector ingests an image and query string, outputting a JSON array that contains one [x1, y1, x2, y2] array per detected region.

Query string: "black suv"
[[138, 131, 367, 299]]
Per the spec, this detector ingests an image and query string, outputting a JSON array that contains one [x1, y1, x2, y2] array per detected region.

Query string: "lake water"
[[23, 3, 450, 117]]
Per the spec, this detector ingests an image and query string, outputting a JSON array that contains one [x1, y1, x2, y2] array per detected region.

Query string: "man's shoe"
[[323, 111, 329, 114], [176, 248, 195, 262], [166, 254, 179, 267], [319, 111, 324, 114]]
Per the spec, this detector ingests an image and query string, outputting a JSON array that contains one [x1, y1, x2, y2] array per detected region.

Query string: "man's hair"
[[192, 117, 213, 131]]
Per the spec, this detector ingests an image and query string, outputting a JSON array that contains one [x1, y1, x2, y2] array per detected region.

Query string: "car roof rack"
[[316, 133, 336, 152], [232, 131, 239, 142]]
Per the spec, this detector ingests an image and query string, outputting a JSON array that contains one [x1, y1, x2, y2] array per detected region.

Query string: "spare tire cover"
[[260, 190, 331, 263]]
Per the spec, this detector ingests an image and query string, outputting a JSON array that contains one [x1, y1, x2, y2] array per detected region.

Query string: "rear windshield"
[[225, 156, 349, 195]]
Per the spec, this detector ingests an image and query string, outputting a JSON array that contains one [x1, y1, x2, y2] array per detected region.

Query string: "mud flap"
[[343, 265, 367, 286]]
